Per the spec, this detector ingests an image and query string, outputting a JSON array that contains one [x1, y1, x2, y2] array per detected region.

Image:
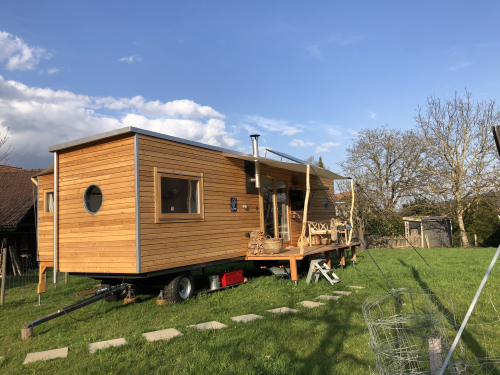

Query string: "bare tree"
[[415, 90, 500, 247], [0, 127, 12, 166], [338, 126, 425, 212]]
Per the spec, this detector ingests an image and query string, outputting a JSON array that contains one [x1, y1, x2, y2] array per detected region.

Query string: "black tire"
[[101, 282, 127, 302], [163, 272, 195, 304]]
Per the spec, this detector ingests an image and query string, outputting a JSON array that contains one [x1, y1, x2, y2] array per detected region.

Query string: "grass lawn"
[[1, 247, 500, 374]]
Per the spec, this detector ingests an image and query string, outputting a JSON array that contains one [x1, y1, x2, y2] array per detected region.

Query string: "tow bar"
[[21, 284, 129, 339]]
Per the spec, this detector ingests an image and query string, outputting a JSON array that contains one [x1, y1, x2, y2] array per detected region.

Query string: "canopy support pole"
[[300, 164, 311, 255], [348, 179, 354, 245]]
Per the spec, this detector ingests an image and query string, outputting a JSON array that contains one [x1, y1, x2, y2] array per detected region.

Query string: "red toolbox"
[[217, 270, 244, 287]]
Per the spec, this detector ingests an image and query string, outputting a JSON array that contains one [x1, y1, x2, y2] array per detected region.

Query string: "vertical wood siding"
[[57, 135, 136, 273]]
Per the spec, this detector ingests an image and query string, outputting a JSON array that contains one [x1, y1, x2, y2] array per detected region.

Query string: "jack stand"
[[34, 293, 46, 307], [156, 290, 168, 305], [123, 287, 136, 304]]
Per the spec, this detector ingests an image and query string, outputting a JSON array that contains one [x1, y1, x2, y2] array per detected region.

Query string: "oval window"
[[83, 185, 103, 214]]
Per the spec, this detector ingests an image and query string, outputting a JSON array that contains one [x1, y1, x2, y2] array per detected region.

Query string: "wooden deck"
[[245, 242, 361, 282]]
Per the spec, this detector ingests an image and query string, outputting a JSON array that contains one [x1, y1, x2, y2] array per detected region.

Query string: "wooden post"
[[289, 256, 298, 282], [1, 239, 7, 305], [474, 233, 478, 247], [325, 251, 331, 268], [65, 272, 68, 284], [37, 264, 47, 294], [300, 164, 311, 255], [348, 179, 354, 245]]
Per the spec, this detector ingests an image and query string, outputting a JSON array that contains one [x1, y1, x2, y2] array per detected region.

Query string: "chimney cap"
[[249, 134, 260, 140]]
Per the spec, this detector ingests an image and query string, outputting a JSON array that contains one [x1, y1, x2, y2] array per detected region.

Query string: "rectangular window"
[[44, 189, 54, 217], [155, 168, 204, 221]]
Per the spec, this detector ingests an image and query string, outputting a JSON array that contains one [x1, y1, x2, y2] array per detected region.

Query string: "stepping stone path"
[[348, 286, 364, 289], [332, 291, 352, 296], [24, 348, 68, 364], [188, 321, 227, 331], [267, 307, 298, 314], [89, 338, 127, 354], [315, 295, 341, 301], [231, 314, 263, 323], [298, 301, 325, 308], [142, 328, 183, 342]]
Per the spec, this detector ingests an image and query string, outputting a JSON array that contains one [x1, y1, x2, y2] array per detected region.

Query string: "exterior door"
[[262, 178, 289, 241]]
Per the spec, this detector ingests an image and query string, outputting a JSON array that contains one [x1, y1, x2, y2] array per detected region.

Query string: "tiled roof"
[[0, 167, 44, 230]]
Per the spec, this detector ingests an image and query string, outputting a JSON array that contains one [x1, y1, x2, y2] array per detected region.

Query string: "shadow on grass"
[[398, 259, 498, 374]]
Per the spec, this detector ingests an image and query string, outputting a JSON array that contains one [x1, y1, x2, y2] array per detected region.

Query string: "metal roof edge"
[[48, 126, 249, 156]]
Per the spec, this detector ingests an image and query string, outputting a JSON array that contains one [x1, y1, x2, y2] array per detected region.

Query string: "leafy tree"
[[317, 156, 325, 169], [461, 198, 500, 247]]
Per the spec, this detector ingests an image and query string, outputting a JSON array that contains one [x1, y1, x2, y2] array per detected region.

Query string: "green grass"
[[1, 248, 500, 374]]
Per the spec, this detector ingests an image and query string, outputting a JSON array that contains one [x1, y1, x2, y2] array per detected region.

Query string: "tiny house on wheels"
[[34, 126, 357, 302]]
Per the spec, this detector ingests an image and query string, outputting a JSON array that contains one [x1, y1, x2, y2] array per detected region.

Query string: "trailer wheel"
[[101, 283, 127, 302], [164, 272, 195, 303]]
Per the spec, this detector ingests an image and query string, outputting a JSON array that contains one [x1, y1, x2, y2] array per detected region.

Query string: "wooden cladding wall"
[[38, 174, 54, 263], [138, 135, 261, 273], [57, 135, 137, 274]]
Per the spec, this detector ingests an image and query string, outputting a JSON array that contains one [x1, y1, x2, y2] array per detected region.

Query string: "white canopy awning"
[[222, 153, 350, 180]]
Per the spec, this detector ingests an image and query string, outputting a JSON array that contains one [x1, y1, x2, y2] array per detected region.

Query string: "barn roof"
[[0, 167, 44, 230]]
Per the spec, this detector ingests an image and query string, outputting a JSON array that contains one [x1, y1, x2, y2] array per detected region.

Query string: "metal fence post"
[[1, 238, 7, 305]]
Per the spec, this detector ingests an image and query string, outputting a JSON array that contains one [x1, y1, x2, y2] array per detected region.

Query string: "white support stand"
[[306, 259, 343, 285]]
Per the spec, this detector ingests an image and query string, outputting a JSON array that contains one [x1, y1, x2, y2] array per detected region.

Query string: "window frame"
[[43, 188, 54, 217], [154, 167, 204, 222]]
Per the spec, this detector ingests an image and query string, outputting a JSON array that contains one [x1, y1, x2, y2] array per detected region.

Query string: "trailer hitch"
[[21, 283, 129, 339]]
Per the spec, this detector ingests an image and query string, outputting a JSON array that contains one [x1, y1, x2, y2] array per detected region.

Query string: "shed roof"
[[403, 216, 453, 222], [0, 168, 43, 230], [47, 126, 350, 180], [33, 163, 54, 177]]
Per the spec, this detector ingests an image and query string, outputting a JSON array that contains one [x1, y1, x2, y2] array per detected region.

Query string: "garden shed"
[[403, 216, 453, 248]]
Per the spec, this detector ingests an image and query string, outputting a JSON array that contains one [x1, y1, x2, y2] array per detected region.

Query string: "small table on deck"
[[245, 242, 360, 282]]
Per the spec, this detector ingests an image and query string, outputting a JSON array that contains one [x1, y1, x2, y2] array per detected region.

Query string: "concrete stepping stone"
[[267, 307, 298, 314], [142, 328, 183, 342], [315, 295, 341, 301], [89, 338, 127, 354], [23, 347, 68, 364], [188, 321, 227, 331], [332, 291, 352, 296], [231, 314, 263, 323], [298, 301, 325, 308], [348, 286, 364, 289]]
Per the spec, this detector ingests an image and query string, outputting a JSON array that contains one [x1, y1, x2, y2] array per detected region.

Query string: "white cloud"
[[306, 44, 322, 58], [0, 76, 238, 167], [242, 115, 303, 136], [369, 112, 378, 120], [290, 139, 314, 147], [0, 31, 51, 70], [118, 54, 142, 63], [448, 61, 473, 71], [315, 141, 340, 153], [47, 68, 59, 75]]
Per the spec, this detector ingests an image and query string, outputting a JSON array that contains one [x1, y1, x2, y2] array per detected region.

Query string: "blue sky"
[[1, 1, 500, 172]]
